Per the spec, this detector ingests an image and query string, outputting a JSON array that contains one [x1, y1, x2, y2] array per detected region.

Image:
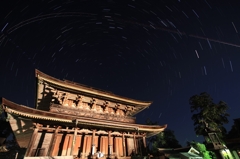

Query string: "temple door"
[[100, 136, 108, 155], [61, 134, 73, 156], [114, 137, 123, 157], [31, 132, 53, 156], [73, 135, 82, 156], [82, 135, 92, 157], [51, 134, 63, 156], [126, 138, 135, 156]]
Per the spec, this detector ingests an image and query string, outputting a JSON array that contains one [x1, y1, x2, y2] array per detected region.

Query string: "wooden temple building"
[[1, 70, 167, 159]]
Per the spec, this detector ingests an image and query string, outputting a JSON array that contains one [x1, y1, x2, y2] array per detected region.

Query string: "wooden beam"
[[108, 131, 112, 157], [25, 126, 39, 157], [71, 127, 78, 156], [122, 133, 126, 157], [133, 133, 137, 154], [91, 129, 96, 156], [47, 126, 60, 156], [143, 136, 146, 149]]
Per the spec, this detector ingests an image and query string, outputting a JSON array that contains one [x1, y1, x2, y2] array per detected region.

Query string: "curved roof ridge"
[[35, 69, 152, 107]]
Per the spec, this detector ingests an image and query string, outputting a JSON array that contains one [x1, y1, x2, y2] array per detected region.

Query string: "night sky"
[[1, 0, 240, 146]]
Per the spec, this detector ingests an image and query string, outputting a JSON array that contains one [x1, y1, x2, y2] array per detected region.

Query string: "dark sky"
[[1, 0, 240, 146]]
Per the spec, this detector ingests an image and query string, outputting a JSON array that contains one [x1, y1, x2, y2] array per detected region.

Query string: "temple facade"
[[1, 70, 167, 159]]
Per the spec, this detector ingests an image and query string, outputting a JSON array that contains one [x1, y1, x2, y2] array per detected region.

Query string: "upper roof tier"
[[35, 69, 152, 116]]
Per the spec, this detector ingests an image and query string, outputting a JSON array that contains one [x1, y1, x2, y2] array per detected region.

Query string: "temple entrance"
[[27, 127, 144, 158]]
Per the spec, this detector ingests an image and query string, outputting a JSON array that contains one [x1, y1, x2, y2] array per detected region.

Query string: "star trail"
[[1, 0, 240, 146]]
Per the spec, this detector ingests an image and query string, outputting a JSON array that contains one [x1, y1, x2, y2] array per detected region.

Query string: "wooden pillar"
[[47, 126, 60, 156], [133, 133, 137, 155], [122, 133, 126, 157], [91, 130, 96, 155], [71, 127, 78, 155], [108, 131, 112, 157], [143, 136, 146, 149], [25, 126, 39, 157]]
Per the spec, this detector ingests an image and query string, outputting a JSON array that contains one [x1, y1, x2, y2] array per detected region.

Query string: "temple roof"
[[1, 98, 167, 138], [35, 69, 152, 115]]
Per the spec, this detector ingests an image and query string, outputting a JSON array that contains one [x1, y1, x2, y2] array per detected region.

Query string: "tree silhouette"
[[146, 119, 181, 155], [227, 118, 240, 139], [189, 92, 229, 139]]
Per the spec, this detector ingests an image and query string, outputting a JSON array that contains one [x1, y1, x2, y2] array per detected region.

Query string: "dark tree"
[[227, 118, 240, 139], [0, 104, 11, 143], [0, 104, 19, 150], [189, 92, 229, 139], [150, 129, 182, 155], [146, 119, 181, 155]]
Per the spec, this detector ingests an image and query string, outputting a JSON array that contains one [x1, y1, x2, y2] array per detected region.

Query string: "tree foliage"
[[152, 129, 181, 147], [146, 119, 181, 155], [227, 118, 240, 139], [189, 92, 229, 139], [0, 104, 10, 139], [189, 141, 216, 159]]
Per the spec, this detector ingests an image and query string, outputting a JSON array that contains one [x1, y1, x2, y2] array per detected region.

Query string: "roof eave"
[[35, 69, 152, 107]]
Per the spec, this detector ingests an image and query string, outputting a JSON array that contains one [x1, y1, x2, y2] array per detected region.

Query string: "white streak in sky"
[[160, 61, 163, 66], [192, 9, 199, 18], [167, 19, 176, 28], [150, 24, 156, 29], [199, 42, 203, 50], [232, 22, 238, 33], [161, 20, 168, 27], [1, 23, 8, 32], [11, 62, 14, 70], [62, 27, 72, 33], [229, 61, 233, 72], [56, 35, 61, 40], [179, 72, 181, 78], [159, 113, 162, 118], [221, 58, 225, 68], [190, 34, 240, 48], [143, 27, 148, 31], [204, 66, 207, 75], [15, 68, 18, 76], [166, 6, 172, 12], [207, 39, 212, 49], [204, 0, 212, 9], [182, 11, 189, 18], [128, 4, 135, 8], [195, 50, 199, 58], [59, 47, 63, 52]]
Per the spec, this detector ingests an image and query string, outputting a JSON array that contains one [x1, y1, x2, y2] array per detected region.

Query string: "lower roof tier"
[[1, 98, 167, 138]]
